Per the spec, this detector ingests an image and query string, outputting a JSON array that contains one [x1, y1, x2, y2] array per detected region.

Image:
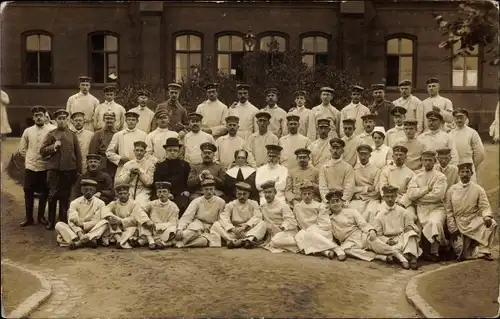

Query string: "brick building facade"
[[1, 1, 497, 136]]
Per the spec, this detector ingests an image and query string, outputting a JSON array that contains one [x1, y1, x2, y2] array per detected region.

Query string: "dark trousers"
[[47, 170, 77, 223], [24, 169, 49, 221], [172, 194, 190, 217]]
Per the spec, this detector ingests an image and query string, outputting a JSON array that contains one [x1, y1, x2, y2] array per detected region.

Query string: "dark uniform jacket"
[[40, 127, 82, 173]]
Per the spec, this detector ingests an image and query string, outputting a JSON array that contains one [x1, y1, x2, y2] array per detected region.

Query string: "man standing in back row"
[[155, 83, 189, 132], [228, 84, 259, 140], [66, 76, 100, 132], [196, 83, 228, 139], [369, 84, 394, 130], [309, 86, 340, 140]]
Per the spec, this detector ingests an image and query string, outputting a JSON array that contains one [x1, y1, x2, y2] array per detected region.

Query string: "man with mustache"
[[418, 111, 459, 164], [308, 86, 340, 140], [368, 84, 395, 130], [216, 116, 255, 169], [258, 87, 287, 138], [393, 80, 424, 134], [340, 85, 370, 137], [66, 76, 99, 132], [70, 112, 94, 174], [255, 144, 288, 205], [284, 148, 320, 207], [246, 111, 279, 167], [422, 77, 454, 132], [145, 109, 178, 162], [89, 111, 118, 179], [154, 83, 189, 132], [72, 154, 114, 204], [187, 142, 226, 201], [309, 118, 335, 168], [279, 114, 311, 170], [129, 90, 155, 134], [93, 85, 126, 132], [228, 83, 259, 140], [196, 83, 228, 139], [183, 112, 217, 165]]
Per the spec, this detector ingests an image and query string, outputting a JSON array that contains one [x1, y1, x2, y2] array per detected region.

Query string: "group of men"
[[17, 75, 497, 270]]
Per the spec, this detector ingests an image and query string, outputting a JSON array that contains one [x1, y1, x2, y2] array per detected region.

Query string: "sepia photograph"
[[0, 0, 499, 317]]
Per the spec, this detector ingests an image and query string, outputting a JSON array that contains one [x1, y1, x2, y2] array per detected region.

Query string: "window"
[[452, 43, 479, 87], [385, 37, 414, 87], [260, 35, 287, 52], [175, 33, 202, 82], [24, 32, 52, 84], [89, 32, 119, 83], [302, 35, 329, 68], [217, 34, 244, 80]]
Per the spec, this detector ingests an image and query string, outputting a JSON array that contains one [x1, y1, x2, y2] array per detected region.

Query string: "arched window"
[[216, 34, 244, 79], [174, 33, 202, 82], [301, 35, 329, 68], [23, 31, 52, 84], [259, 34, 287, 52], [452, 43, 479, 88], [385, 36, 415, 86], [89, 32, 119, 83]]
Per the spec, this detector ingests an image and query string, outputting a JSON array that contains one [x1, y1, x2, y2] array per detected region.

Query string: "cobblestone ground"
[[1, 138, 497, 317]]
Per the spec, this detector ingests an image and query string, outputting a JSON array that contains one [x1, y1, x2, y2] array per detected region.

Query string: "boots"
[[37, 193, 48, 225], [20, 192, 35, 227], [46, 200, 57, 230]]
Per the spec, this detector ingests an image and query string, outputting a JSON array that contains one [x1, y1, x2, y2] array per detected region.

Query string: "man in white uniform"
[[385, 106, 407, 148], [93, 85, 126, 132], [308, 118, 332, 168], [258, 87, 287, 138], [70, 112, 94, 174], [66, 76, 99, 132], [145, 110, 178, 162], [340, 85, 370, 137], [246, 111, 279, 167], [393, 80, 424, 134], [216, 116, 255, 168], [183, 112, 217, 165], [288, 90, 313, 138], [227, 84, 258, 140], [196, 83, 228, 139], [422, 77, 454, 132], [255, 144, 288, 204], [279, 115, 311, 170], [309, 86, 341, 140], [129, 90, 155, 134], [418, 111, 459, 164]]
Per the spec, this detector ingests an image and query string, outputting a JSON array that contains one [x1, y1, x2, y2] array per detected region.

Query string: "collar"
[[327, 158, 342, 166], [395, 125, 403, 130], [118, 199, 130, 206], [78, 91, 88, 97], [296, 105, 305, 110], [82, 196, 93, 205], [265, 104, 278, 110], [158, 199, 171, 206], [349, 101, 360, 106], [460, 181, 471, 187], [125, 128, 137, 133], [227, 166, 255, 179], [105, 101, 114, 105], [389, 164, 407, 171], [354, 161, 371, 169], [156, 127, 169, 133], [104, 127, 116, 133], [383, 202, 396, 213], [343, 134, 354, 140]]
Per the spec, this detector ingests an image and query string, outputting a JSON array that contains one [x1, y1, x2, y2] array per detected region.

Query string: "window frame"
[[21, 30, 54, 85], [300, 32, 332, 68], [451, 43, 481, 89], [384, 33, 417, 88], [214, 31, 245, 78], [172, 30, 204, 83], [87, 31, 120, 85], [257, 31, 289, 53]]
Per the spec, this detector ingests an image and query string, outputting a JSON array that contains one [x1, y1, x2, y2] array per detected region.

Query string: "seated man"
[[373, 185, 422, 270], [224, 149, 258, 202], [260, 180, 298, 253], [101, 184, 155, 249], [140, 181, 179, 250], [284, 148, 320, 207], [115, 141, 156, 207], [407, 150, 448, 261], [446, 162, 497, 261], [187, 142, 226, 200], [435, 148, 459, 190], [313, 189, 408, 266], [72, 154, 114, 204], [175, 179, 226, 248], [349, 144, 381, 223], [55, 179, 109, 250], [211, 182, 267, 249]]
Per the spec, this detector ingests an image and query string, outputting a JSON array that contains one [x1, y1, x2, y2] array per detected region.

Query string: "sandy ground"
[[0, 138, 498, 317], [417, 260, 499, 317], [1, 264, 41, 314]]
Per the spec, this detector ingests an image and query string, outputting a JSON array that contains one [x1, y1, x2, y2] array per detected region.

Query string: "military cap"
[[294, 148, 311, 156], [235, 182, 252, 192], [264, 87, 279, 95], [78, 76, 91, 83], [371, 126, 386, 137], [265, 144, 283, 153], [371, 84, 386, 91], [155, 181, 172, 190], [403, 119, 418, 126], [80, 179, 98, 187], [391, 106, 407, 116], [236, 83, 250, 91], [426, 111, 443, 121], [317, 117, 331, 127], [393, 145, 408, 153], [53, 109, 69, 118], [204, 83, 218, 90], [436, 148, 452, 155], [103, 85, 117, 93], [255, 111, 272, 121], [342, 118, 356, 125], [421, 150, 437, 157], [320, 86, 335, 93], [299, 179, 315, 192], [137, 89, 151, 97], [452, 108, 469, 117], [133, 141, 147, 149], [361, 113, 376, 121], [426, 77, 440, 85], [286, 114, 300, 122], [356, 144, 373, 153], [115, 183, 130, 191], [86, 154, 101, 161], [399, 80, 412, 86], [188, 112, 203, 121], [155, 110, 169, 119], [167, 83, 182, 91], [163, 137, 181, 148], [325, 189, 344, 201], [125, 111, 140, 118], [352, 85, 365, 93], [225, 115, 239, 123], [261, 180, 276, 190], [382, 185, 399, 194], [70, 111, 85, 119], [293, 90, 307, 97], [329, 137, 345, 148], [457, 162, 474, 172], [30, 105, 47, 114], [200, 142, 217, 152], [201, 179, 216, 187]]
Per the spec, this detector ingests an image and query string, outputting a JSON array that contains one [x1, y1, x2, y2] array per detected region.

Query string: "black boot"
[[37, 193, 48, 225], [58, 194, 70, 223], [46, 200, 57, 230], [21, 192, 35, 227]]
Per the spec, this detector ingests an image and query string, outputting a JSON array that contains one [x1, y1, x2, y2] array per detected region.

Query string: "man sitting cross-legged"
[[313, 189, 409, 266], [373, 185, 422, 270], [446, 162, 498, 261], [55, 179, 109, 250], [139, 181, 179, 250], [211, 182, 267, 249], [175, 179, 226, 248], [260, 180, 298, 253], [101, 183, 155, 249]]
